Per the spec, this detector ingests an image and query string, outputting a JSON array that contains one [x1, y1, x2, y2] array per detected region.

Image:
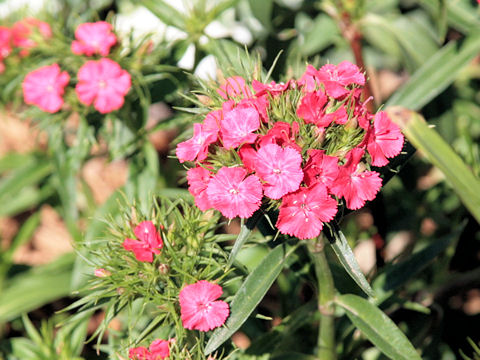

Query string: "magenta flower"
[[206, 167, 262, 219], [296, 90, 328, 125], [303, 150, 340, 189], [0, 26, 12, 59], [12, 18, 52, 55], [179, 280, 229, 332], [220, 107, 260, 149], [75, 58, 131, 114], [128, 338, 171, 360], [316, 61, 365, 99], [217, 75, 252, 99], [176, 122, 218, 163], [187, 166, 212, 211], [255, 143, 304, 200], [276, 184, 338, 240], [330, 148, 382, 210], [22, 64, 70, 113], [258, 121, 301, 152], [122, 221, 163, 262], [71, 21, 117, 56], [363, 111, 404, 166]]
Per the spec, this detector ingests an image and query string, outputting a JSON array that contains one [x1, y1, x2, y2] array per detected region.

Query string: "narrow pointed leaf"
[[140, 0, 186, 29], [387, 107, 480, 224], [386, 32, 480, 110], [325, 223, 375, 298], [336, 294, 422, 360], [205, 243, 297, 354], [227, 210, 262, 267]]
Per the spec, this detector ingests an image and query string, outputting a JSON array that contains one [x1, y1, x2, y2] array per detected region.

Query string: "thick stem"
[[308, 237, 336, 360]]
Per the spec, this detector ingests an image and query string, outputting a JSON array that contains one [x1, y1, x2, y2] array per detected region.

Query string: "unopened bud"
[[94, 268, 111, 278], [158, 263, 169, 274], [116, 287, 125, 295]]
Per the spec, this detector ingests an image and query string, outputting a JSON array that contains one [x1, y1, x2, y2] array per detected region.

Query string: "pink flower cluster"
[[121, 222, 230, 335], [21, 21, 131, 114], [0, 18, 52, 72], [177, 61, 404, 240], [129, 338, 172, 360]]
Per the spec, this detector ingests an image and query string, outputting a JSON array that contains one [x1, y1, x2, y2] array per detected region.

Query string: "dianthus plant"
[[67, 198, 242, 360], [177, 61, 404, 240]]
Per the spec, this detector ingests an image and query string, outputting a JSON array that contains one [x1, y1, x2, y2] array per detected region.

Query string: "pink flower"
[[179, 280, 229, 332], [276, 184, 338, 240], [258, 121, 301, 152], [206, 167, 262, 219], [303, 150, 339, 189], [176, 122, 218, 163], [220, 107, 260, 149], [71, 21, 117, 56], [22, 64, 70, 113], [330, 148, 382, 210], [255, 143, 303, 200], [94, 268, 111, 277], [217, 76, 252, 99], [187, 166, 212, 211], [298, 64, 319, 92], [316, 61, 365, 99], [296, 90, 328, 125], [12, 18, 52, 54], [128, 339, 171, 360], [362, 111, 404, 166], [75, 58, 131, 114], [122, 221, 163, 262], [0, 26, 12, 59], [252, 79, 291, 97]]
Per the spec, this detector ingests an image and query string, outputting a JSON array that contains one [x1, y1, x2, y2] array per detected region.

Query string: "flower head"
[[122, 221, 163, 262], [187, 166, 213, 211], [303, 150, 339, 189], [206, 167, 262, 219], [220, 107, 260, 149], [254, 143, 303, 200], [316, 61, 365, 99], [75, 58, 131, 113], [217, 76, 252, 99], [176, 122, 218, 163], [128, 338, 171, 360], [276, 184, 338, 240], [22, 64, 70, 113], [71, 21, 117, 56], [12, 18, 52, 55], [179, 280, 229, 332], [0, 26, 12, 58]]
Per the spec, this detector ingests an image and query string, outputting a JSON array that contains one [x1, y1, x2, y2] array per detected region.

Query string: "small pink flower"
[[0, 26, 12, 59], [206, 167, 262, 219], [128, 338, 171, 360], [258, 122, 301, 152], [187, 166, 213, 211], [22, 64, 70, 113], [71, 21, 117, 56], [363, 111, 404, 166], [252, 79, 291, 97], [330, 148, 382, 210], [255, 143, 303, 200], [316, 61, 365, 99], [12, 18, 52, 54], [220, 107, 260, 149], [75, 58, 131, 114], [176, 122, 218, 163], [276, 184, 338, 240], [217, 76, 252, 99], [303, 150, 339, 189], [123, 221, 163, 262], [297, 64, 319, 92], [296, 90, 328, 125], [179, 280, 229, 332]]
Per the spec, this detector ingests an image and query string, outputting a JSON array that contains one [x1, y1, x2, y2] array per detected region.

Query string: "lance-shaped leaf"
[[205, 243, 297, 354], [336, 294, 422, 360], [324, 223, 375, 298], [227, 210, 263, 267], [387, 107, 480, 224], [386, 32, 480, 110]]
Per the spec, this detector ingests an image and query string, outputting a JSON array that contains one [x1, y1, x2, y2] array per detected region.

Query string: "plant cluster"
[[177, 61, 404, 239]]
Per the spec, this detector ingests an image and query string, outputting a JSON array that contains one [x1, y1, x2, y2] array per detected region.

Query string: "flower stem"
[[308, 237, 336, 360]]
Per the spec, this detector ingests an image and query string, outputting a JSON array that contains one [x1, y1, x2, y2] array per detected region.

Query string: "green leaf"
[[227, 210, 262, 267], [0, 253, 74, 322], [324, 223, 375, 298], [336, 294, 422, 360], [248, 0, 273, 30], [205, 243, 298, 354], [386, 32, 480, 110], [419, 0, 480, 34], [140, 0, 186, 29], [387, 108, 480, 224]]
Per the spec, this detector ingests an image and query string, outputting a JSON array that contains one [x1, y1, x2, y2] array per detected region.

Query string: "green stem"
[[308, 237, 336, 360]]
